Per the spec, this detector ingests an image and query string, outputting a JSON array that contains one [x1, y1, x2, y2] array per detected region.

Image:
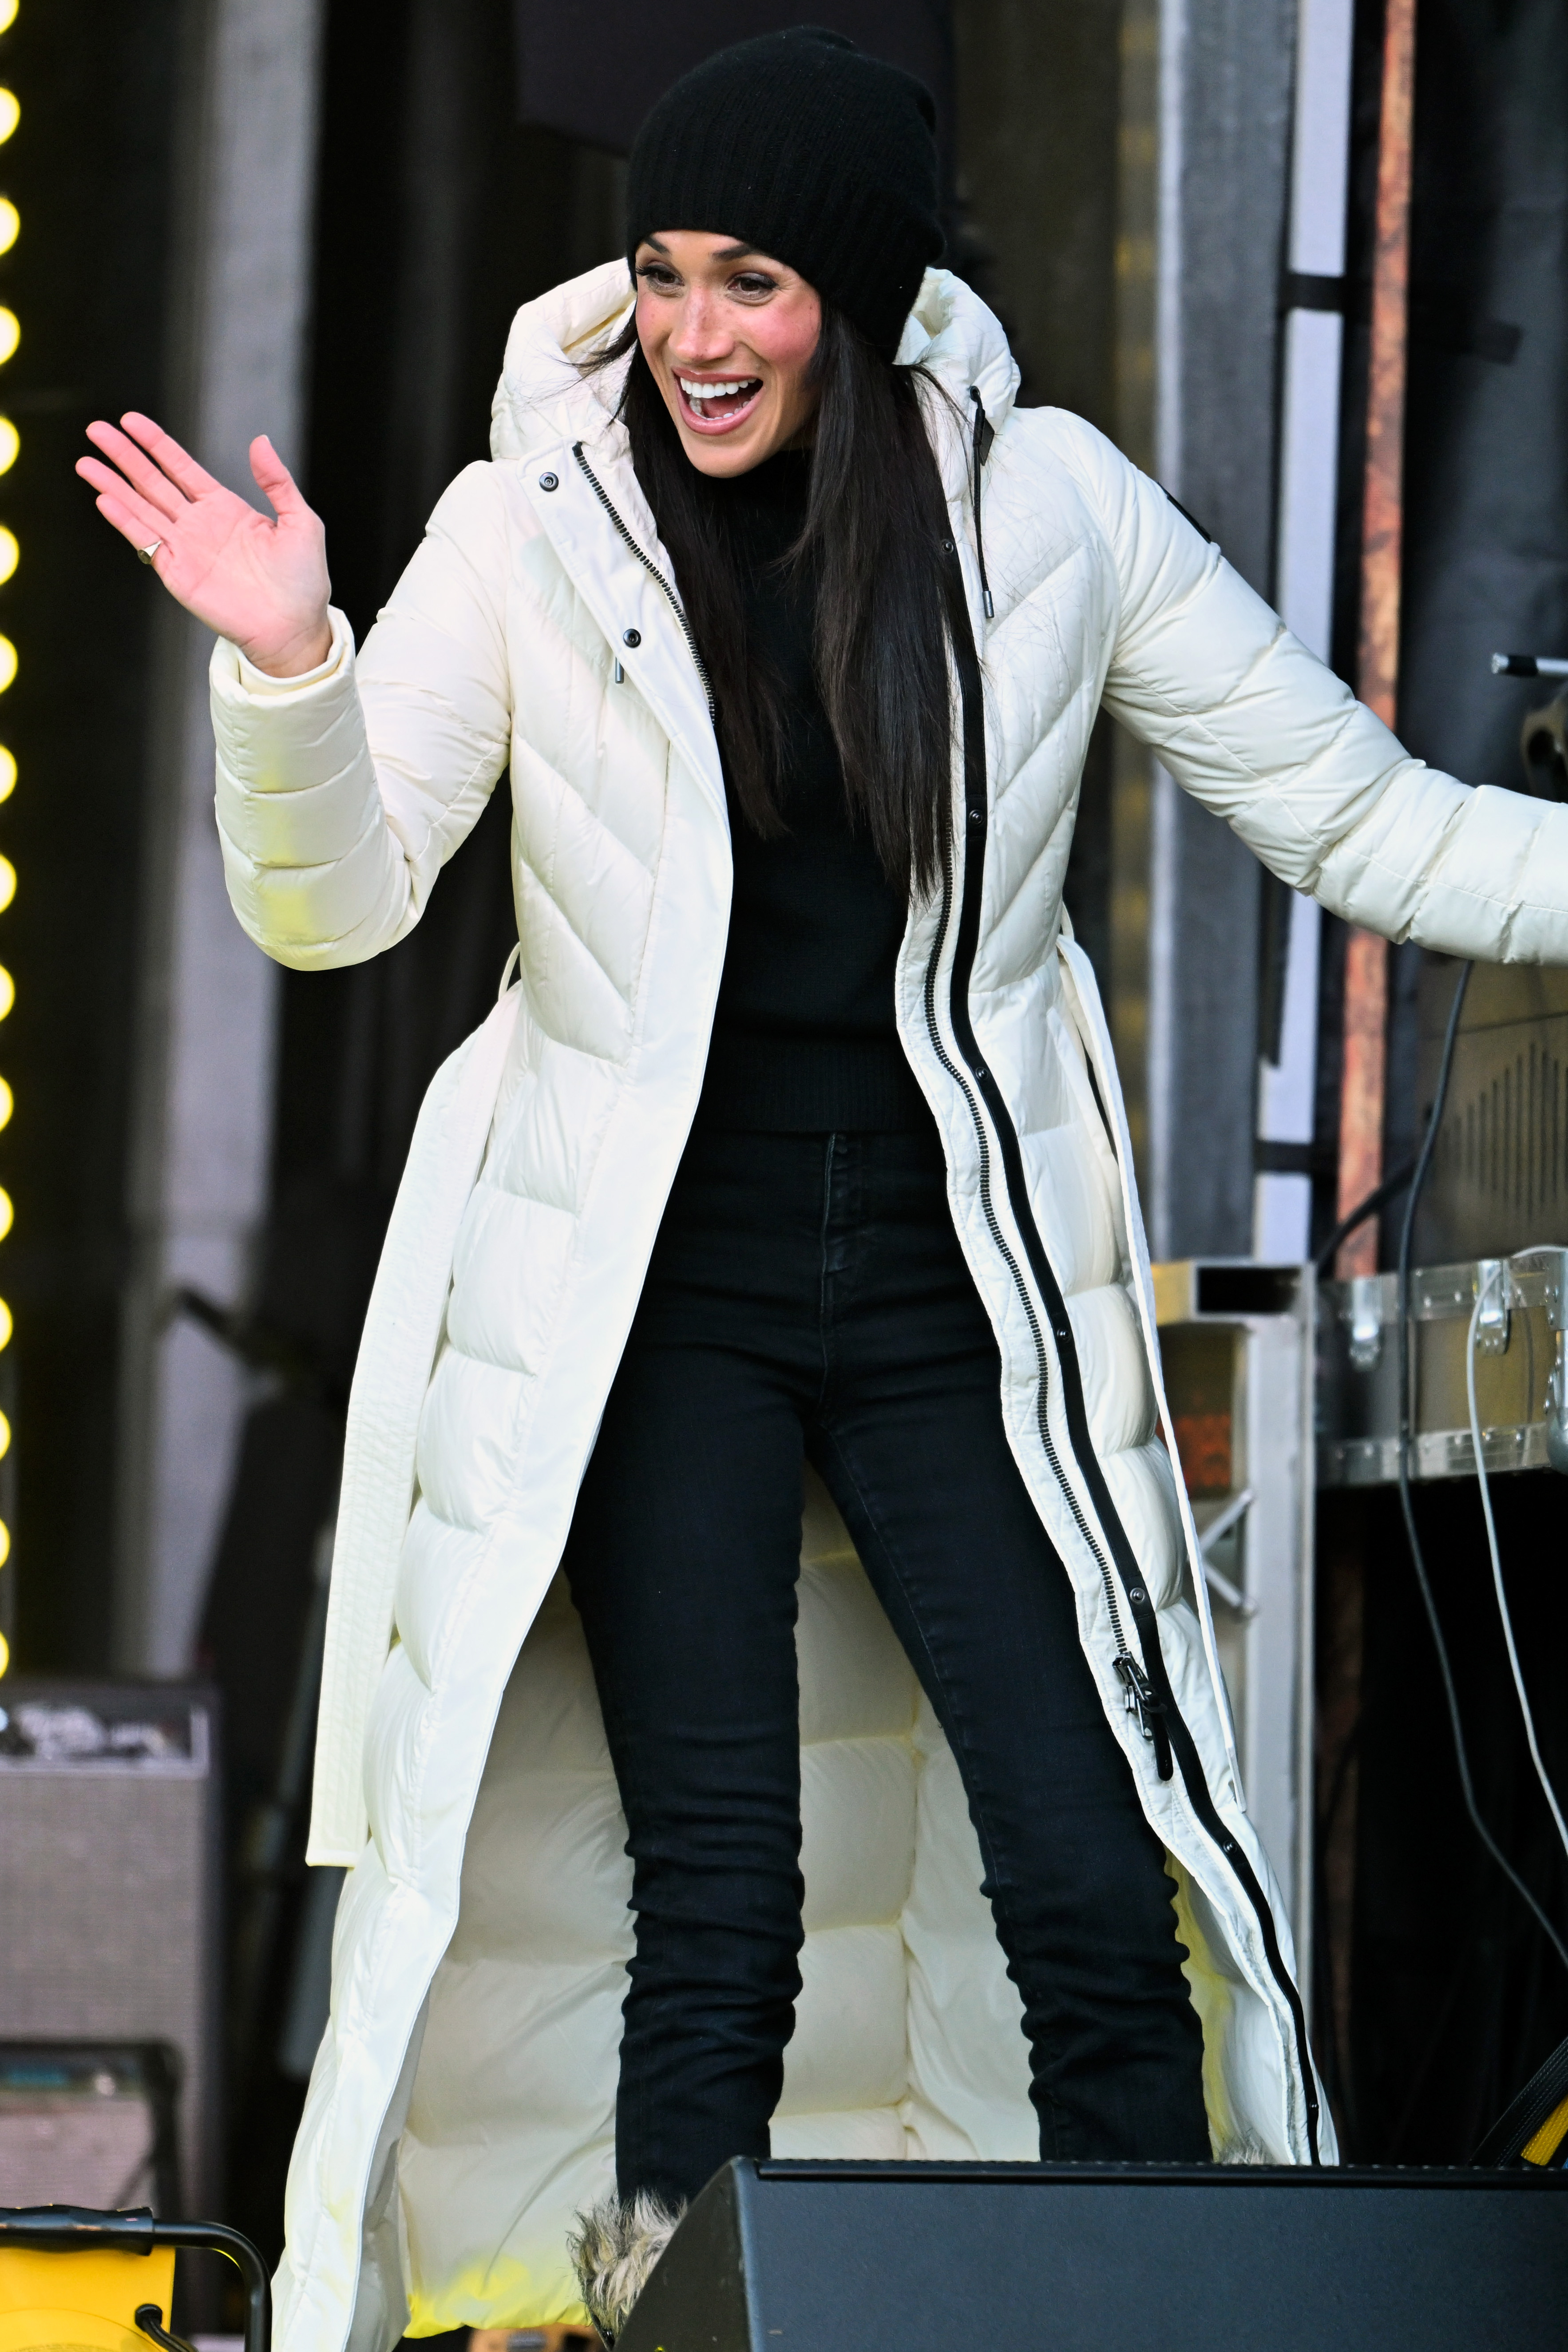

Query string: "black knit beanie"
[[625, 27, 943, 362]]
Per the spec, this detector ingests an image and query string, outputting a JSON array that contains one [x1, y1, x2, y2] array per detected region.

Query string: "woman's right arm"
[[211, 464, 513, 968], [78, 417, 513, 970]]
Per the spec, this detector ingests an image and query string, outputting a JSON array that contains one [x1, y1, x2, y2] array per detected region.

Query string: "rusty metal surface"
[[1335, 926, 1390, 1276], [1335, 0, 1418, 1278], [1359, 0, 1418, 729]]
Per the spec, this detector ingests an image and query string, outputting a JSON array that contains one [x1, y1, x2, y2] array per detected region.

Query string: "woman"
[[79, 28, 1568, 2347]]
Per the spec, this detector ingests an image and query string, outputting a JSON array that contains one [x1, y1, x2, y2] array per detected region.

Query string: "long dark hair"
[[588, 304, 958, 898]]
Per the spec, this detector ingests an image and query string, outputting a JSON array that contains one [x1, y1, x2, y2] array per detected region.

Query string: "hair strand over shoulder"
[[586, 301, 960, 900]]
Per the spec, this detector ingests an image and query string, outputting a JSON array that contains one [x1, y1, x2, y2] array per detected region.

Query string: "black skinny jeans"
[[564, 1122, 1208, 2210]]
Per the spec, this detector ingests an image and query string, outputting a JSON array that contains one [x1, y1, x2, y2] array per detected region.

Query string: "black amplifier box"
[[620, 2157, 1568, 2352]]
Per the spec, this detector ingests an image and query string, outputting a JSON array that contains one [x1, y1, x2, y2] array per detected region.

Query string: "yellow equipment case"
[[0, 2206, 266, 2352]]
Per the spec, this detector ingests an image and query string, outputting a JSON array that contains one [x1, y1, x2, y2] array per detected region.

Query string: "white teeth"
[[677, 374, 761, 414]]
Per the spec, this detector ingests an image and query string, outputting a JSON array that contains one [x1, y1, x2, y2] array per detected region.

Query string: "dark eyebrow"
[[640, 234, 767, 264]]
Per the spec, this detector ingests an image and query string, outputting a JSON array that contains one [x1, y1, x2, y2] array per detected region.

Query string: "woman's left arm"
[[1071, 416, 1568, 965]]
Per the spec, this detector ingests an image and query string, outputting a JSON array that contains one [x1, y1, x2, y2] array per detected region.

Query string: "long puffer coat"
[[210, 260, 1568, 2346]]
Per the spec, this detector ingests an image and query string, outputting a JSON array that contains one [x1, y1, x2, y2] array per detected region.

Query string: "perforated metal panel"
[[0, 1683, 219, 2212], [1416, 962, 1568, 1264], [0, 2043, 178, 2210]]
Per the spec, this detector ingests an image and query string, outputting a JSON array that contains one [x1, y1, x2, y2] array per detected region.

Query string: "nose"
[[668, 285, 737, 369]]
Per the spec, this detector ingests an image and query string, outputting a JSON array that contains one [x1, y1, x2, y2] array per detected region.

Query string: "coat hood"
[[488, 258, 1021, 468]]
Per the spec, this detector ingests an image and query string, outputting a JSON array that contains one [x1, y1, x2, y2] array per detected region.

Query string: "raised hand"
[[76, 414, 333, 678]]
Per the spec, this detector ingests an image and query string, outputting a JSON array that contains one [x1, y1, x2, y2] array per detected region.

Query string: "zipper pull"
[[1115, 1651, 1174, 1781], [968, 387, 996, 621]]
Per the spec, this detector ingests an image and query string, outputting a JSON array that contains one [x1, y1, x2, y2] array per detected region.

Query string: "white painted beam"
[[1254, 0, 1355, 1263]]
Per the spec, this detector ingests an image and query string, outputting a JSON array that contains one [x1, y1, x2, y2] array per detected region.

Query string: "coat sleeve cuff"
[[211, 604, 356, 700]]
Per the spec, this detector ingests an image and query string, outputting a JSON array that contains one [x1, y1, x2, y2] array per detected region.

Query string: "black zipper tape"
[[931, 549, 1322, 2164]]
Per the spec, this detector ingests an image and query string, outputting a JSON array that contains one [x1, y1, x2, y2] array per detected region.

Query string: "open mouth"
[[675, 373, 764, 431]]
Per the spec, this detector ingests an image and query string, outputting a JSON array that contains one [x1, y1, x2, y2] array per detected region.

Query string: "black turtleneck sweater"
[[693, 448, 927, 1132]]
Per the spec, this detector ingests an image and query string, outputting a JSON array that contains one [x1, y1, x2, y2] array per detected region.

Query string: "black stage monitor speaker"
[[618, 2158, 1568, 2352]]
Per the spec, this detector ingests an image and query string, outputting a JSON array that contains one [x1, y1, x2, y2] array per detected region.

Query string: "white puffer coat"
[[210, 261, 1568, 2347]]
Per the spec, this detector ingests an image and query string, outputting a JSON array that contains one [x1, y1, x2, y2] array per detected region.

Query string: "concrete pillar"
[[1144, 0, 1297, 1259], [953, 0, 1122, 988], [115, 0, 324, 1674]]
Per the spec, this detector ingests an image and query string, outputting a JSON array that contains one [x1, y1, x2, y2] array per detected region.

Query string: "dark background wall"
[[4, 0, 182, 1671]]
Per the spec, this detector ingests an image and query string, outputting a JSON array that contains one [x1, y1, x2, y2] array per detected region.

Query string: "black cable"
[[1314, 1155, 1417, 1275], [135, 2308, 198, 2352], [1471, 2027, 1568, 2165], [1395, 958, 1568, 1975]]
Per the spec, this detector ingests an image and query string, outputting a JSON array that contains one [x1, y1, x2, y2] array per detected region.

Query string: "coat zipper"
[[930, 474, 1321, 2159], [920, 667, 1168, 1775], [918, 859, 1168, 1766], [571, 440, 716, 721], [938, 390, 1158, 1757]]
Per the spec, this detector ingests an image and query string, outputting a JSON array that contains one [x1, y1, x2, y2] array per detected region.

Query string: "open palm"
[[76, 413, 333, 677]]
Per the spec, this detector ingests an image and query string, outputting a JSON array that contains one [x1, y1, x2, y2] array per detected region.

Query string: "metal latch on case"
[[1346, 1274, 1383, 1370], [1473, 1258, 1512, 1356], [1511, 1245, 1568, 1473]]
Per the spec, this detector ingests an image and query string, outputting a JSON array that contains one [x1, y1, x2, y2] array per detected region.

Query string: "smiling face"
[[633, 231, 824, 476]]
